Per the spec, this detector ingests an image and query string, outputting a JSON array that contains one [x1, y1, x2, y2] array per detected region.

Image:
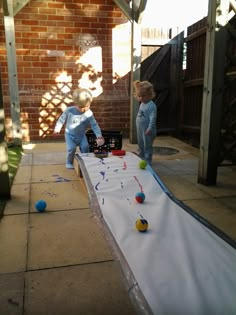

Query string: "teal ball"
[[135, 192, 145, 203], [35, 200, 47, 212]]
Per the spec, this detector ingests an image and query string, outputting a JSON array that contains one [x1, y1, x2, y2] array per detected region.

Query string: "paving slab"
[[218, 165, 236, 175], [184, 198, 236, 240], [23, 142, 65, 153], [0, 215, 28, 274], [20, 153, 33, 166], [123, 137, 199, 161], [30, 180, 88, 212], [4, 184, 30, 215], [219, 196, 236, 212], [152, 159, 198, 177], [24, 261, 137, 315], [158, 175, 211, 200], [181, 174, 236, 198], [0, 272, 24, 315], [32, 151, 66, 165], [27, 209, 113, 270], [151, 162, 175, 176], [31, 164, 79, 183], [13, 166, 32, 185], [1, 137, 235, 314], [155, 136, 199, 155]]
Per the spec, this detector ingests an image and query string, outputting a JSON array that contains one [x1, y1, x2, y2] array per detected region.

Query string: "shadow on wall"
[[37, 25, 131, 141], [4, 1, 131, 143]]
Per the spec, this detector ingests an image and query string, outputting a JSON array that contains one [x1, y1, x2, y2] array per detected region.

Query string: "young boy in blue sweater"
[[54, 88, 104, 169], [133, 80, 157, 165]]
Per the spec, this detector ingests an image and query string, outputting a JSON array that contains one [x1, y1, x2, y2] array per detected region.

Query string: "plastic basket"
[[86, 130, 122, 152]]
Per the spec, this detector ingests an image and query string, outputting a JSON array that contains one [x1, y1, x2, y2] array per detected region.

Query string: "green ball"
[[139, 160, 147, 169]]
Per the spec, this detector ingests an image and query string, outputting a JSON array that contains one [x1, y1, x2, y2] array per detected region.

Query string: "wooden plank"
[[114, 1, 147, 144], [113, 0, 147, 22], [1, 0, 9, 15], [113, 0, 132, 21], [184, 78, 204, 87], [180, 125, 201, 132], [4, 0, 22, 145], [134, 0, 147, 23], [142, 38, 177, 46], [143, 45, 171, 81], [13, 0, 30, 16], [156, 89, 168, 107], [229, 0, 236, 12], [198, 0, 230, 185], [130, 21, 141, 143], [185, 27, 207, 42]]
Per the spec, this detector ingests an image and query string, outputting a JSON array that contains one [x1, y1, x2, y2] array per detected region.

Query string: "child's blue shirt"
[[136, 100, 157, 134], [54, 105, 102, 138]]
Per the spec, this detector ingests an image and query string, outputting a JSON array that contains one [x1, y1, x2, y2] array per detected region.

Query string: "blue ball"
[[35, 200, 47, 212]]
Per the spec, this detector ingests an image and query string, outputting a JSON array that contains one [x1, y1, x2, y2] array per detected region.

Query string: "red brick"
[[31, 26, 48, 32], [38, 8, 56, 15], [2, 0, 129, 142]]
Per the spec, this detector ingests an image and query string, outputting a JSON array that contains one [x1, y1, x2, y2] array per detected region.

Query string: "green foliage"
[[0, 145, 23, 216], [7, 145, 23, 185]]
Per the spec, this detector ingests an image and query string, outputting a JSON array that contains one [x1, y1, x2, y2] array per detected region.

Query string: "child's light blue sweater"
[[54, 106, 102, 138]]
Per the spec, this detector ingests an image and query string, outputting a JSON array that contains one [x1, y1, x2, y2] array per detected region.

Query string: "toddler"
[[133, 80, 157, 165], [54, 88, 104, 169]]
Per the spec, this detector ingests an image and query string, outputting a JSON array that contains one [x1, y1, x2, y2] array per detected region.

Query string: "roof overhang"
[[113, 0, 147, 23]]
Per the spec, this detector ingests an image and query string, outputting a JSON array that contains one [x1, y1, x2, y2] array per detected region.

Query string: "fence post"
[[130, 20, 141, 144], [198, 0, 229, 185], [3, 0, 22, 145]]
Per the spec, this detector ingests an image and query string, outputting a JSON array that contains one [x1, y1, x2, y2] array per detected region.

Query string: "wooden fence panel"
[[181, 17, 207, 144], [141, 15, 236, 164], [141, 27, 183, 133], [221, 15, 236, 163], [182, 15, 236, 163]]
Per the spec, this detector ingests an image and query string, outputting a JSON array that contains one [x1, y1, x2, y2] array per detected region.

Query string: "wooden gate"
[[140, 14, 236, 166], [141, 27, 184, 134]]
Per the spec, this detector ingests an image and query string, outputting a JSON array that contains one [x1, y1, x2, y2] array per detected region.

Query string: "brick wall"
[[0, 0, 131, 142]]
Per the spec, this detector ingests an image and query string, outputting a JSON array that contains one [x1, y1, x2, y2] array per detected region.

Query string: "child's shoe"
[[66, 163, 74, 169]]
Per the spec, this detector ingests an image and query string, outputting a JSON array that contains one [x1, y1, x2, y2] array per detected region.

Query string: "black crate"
[[86, 130, 122, 152]]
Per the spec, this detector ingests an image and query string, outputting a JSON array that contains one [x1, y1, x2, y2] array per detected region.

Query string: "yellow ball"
[[139, 160, 147, 169], [135, 218, 148, 232]]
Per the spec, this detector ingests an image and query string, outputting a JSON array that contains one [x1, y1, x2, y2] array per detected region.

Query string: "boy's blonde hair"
[[133, 80, 156, 99], [72, 88, 93, 108]]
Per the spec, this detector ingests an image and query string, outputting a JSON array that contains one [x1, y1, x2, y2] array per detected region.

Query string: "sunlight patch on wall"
[[112, 23, 131, 83], [39, 71, 73, 138], [75, 46, 103, 97], [21, 112, 30, 142]]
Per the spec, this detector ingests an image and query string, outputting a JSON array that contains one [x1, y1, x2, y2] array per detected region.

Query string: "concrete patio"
[[0, 136, 235, 314]]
